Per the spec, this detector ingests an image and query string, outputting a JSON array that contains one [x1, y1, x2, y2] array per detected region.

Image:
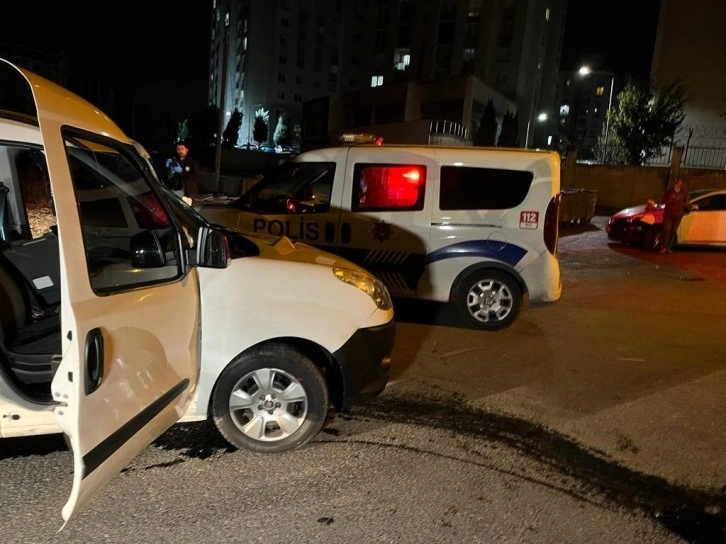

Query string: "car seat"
[[0, 236, 61, 394]]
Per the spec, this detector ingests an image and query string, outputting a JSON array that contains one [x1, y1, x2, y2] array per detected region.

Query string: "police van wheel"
[[211, 345, 329, 453], [455, 270, 522, 330]]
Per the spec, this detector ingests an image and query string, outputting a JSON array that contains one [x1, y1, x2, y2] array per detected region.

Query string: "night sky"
[[1, 0, 212, 121], [2, 0, 662, 118], [561, 0, 662, 83]]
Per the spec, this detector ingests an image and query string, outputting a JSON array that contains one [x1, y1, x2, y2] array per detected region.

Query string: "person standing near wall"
[[164, 141, 199, 205], [659, 178, 696, 253]]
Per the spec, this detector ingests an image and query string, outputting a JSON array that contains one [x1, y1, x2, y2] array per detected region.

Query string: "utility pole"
[[214, 17, 229, 193]]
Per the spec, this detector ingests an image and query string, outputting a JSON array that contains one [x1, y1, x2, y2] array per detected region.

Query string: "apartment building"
[[209, 0, 567, 147]]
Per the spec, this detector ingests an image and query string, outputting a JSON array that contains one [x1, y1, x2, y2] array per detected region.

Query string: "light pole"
[[214, 16, 230, 192], [578, 65, 615, 155], [531, 112, 548, 148]]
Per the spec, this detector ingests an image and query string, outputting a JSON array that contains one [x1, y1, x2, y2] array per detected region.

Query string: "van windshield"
[[232, 161, 335, 214]]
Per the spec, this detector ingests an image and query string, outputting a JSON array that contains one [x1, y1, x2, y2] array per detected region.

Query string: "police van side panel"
[[335, 147, 435, 297], [426, 148, 562, 305]]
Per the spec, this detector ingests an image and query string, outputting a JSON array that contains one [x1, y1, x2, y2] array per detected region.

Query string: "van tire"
[[455, 270, 522, 330], [211, 345, 329, 453]]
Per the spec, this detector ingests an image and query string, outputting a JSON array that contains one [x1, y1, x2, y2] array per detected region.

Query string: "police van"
[[0, 60, 394, 522], [199, 140, 562, 330]]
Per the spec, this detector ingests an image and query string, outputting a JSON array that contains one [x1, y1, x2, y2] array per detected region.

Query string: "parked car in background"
[[606, 189, 726, 249]]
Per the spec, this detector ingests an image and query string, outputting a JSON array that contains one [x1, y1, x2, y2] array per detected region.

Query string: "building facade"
[[210, 0, 354, 148], [210, 0, 567, 148], [651, 0, 726, 168], [553, 69, 616, 160]]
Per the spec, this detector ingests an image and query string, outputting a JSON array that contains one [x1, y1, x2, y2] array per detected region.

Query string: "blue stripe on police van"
[[426, 240, 528, 267]]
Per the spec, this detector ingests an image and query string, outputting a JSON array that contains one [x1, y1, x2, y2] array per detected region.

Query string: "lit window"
[[370, 75, 384, 87], [353, 164, 426, 211], [596, 86, 605, 96], [559, 104, 570, 116], [545, 8, 550, 21], [394, 49, 411, 71]]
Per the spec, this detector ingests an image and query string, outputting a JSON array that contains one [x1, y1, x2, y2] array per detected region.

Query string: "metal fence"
[[682, 146, 726, 168], [573, 144, 725, 169], [429, 120, 469, 140]]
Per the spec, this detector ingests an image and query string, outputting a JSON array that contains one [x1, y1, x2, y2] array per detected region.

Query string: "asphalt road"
[[2, 218, 724, 543]]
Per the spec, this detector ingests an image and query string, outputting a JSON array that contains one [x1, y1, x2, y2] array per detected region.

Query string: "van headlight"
[[333, 268, 392, 310]]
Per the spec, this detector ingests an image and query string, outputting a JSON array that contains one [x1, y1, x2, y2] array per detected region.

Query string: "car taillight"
[[544, 193, 561, 254]]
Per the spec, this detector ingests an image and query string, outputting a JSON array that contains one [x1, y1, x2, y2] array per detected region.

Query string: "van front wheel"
[[455, 270, 522, 330], [211, 345, 329, 453]]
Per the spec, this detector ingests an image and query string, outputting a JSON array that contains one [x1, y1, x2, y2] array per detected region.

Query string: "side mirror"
[[197, 227, 230, 269], [130, 230, 165, 268]]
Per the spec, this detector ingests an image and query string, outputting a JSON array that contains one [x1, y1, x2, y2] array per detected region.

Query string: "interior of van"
[[0, 140, 60, 402]]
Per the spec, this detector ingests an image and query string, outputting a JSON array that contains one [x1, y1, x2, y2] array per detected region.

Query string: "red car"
[[606, 189, 726, 250]]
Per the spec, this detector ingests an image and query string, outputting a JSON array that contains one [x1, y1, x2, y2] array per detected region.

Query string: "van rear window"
[[352, 164, 426, 211], [439, 166, 533, 210]]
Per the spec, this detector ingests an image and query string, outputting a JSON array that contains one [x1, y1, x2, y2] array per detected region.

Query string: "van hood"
[[231, 229, 363, 271]]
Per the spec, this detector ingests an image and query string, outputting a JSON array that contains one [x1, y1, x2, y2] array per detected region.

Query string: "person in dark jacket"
[[164, 141, 199, 202], [659, 179, 696, 253]]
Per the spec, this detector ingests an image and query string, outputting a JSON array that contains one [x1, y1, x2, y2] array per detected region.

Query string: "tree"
[[273, 114, 292, 147], [176, 119, 189, 143], [222, 108, 243, 148], [607, 80, 686, 165], [497, 111, 519, 147], [473, 99, 498, 146], [253, 108, 270, 147]]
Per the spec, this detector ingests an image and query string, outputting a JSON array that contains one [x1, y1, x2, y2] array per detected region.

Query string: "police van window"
[[352, 164, 426, 211], [235, 162, 335, 214], [439, 166, 533, 210], [63, 132, 182, 294]]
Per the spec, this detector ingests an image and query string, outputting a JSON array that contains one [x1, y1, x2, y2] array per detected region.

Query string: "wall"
[[196, 147, 286, 195], [563, 147, 726, 213]]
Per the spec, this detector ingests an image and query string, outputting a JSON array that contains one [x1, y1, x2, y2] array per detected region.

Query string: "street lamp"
[[578, 65, 615, 150]]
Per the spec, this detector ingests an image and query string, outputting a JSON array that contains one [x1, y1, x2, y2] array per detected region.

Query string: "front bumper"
[[333, 319, 395, 407], [606, 219, 647, 243]]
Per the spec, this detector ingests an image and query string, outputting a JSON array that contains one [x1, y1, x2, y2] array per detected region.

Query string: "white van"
[[199, 142, 562, 330], [0, 60, 394, 522]]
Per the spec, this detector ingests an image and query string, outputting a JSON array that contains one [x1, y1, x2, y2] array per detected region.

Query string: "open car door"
[[5, 60, 200, 523]]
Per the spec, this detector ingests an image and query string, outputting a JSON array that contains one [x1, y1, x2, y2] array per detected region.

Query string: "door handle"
[[84, 328, 104, 395], [340, 223, 351, 244]]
